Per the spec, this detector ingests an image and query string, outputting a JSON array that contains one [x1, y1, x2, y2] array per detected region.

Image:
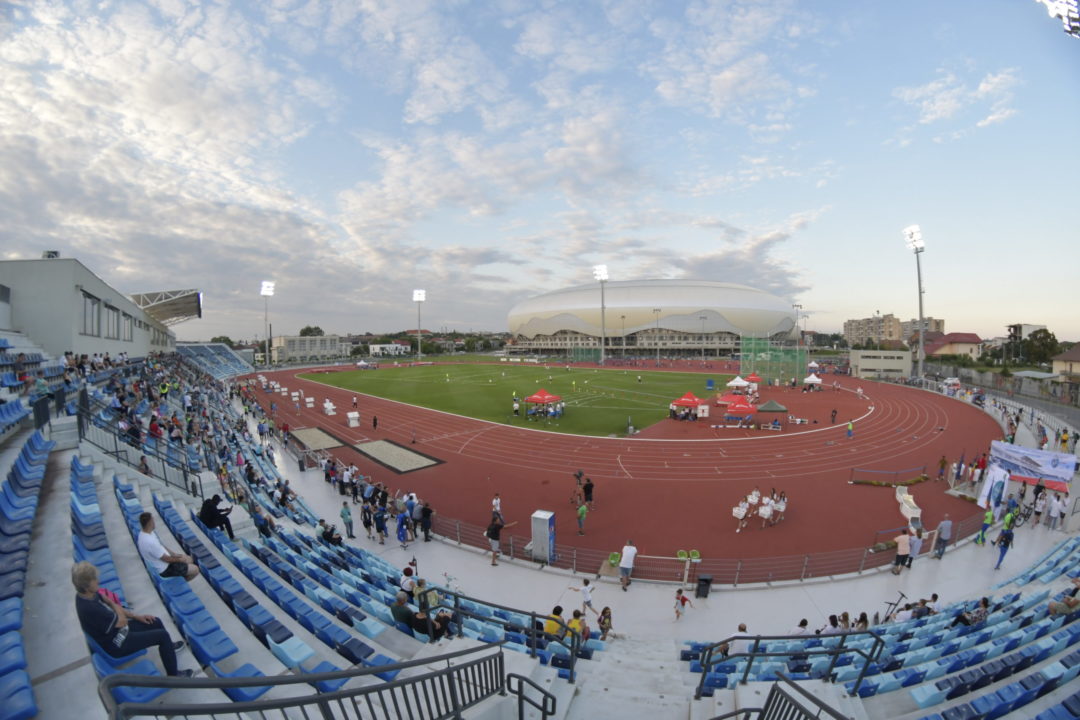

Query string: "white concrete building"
[[270, 334, 350, 363], [849, 349, 912, 379], [0, 257, 175, 358]]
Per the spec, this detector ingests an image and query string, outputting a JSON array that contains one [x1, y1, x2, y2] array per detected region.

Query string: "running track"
[[250, 366, 1001, 561]]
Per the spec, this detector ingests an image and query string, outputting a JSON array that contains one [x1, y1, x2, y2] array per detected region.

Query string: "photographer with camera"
[[198, 494, 234, 540]]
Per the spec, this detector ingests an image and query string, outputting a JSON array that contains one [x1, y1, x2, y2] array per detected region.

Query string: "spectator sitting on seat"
[[412, 578, 440, 612], [251, 504, 276, 537], [720, 623, 751, 657], [1048, 577, 1080, 617], [818, 614, 842, 634], [544, 605, 567, 640], [73, 561, 193, 677], [890, 604, 914, 623], [911, 598, 932, 619], [318, 519, 343, 546], [137, 455, 152, 477], [952, 597, 990, 627], [400, 566, 417, 594], [198, 495, 234, 541], [136, 512, 199, 581], [791, 618, 810, 635], [391, 591, 451, 641]]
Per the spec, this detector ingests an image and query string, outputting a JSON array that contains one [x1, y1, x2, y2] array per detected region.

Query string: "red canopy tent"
[[525, 388, 562, 405], [672, 392, 705, 408], [725, 399, 757, 414], [715, 392, 744, 405], [746, 372, 762, 384]]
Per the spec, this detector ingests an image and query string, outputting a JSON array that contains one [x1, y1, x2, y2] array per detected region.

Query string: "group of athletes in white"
[[732, 487, 788, 532]]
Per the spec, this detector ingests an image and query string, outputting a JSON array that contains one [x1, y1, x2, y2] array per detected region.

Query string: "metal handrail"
[[76, 395, 204, 499], [708, 671, 853, 720], [506, 672, 558, 719], [694, 629, 884, 700], [100, 642, 508, 720]]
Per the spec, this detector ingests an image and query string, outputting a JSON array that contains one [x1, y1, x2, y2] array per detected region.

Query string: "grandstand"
[[2, 264, 1079, 720], [176, 344, 253, 381]]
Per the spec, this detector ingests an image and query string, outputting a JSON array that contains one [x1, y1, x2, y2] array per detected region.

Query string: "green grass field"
[[300, 363, 731, 436]]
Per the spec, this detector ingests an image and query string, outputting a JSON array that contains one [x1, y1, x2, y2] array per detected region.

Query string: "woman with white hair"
[[72, 561, 192, 677]]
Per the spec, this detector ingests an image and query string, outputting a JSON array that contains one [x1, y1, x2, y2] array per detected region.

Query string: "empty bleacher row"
[[1, 430, 57, 720]]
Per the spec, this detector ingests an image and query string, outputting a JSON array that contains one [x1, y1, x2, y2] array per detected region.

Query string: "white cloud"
[[893, 67, 1019, 133]]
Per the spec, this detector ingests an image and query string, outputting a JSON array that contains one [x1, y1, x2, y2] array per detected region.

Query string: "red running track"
[[250, 366, 1000, 561]]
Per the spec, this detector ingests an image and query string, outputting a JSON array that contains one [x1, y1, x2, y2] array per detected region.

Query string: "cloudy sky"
[[1, 1, 1077, 342]]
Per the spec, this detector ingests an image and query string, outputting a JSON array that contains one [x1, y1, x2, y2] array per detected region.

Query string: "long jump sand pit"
[[290, 427, 343, 451], [353, 439, 443, 474]]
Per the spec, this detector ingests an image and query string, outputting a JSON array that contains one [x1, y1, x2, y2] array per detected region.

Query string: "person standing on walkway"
[[619, 540, 637, 591], [933, 515, 952, 559], [340, 501, 355, 539], [975, 507, 993, 546], [906, 528, 923, 567], [994, 527, 1015, 570]]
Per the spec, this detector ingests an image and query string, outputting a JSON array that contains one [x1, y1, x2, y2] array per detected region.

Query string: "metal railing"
[[694, 629, 885, 700], [98, 642, 552, 720], [709, 671, 852, 720], [76, 391, 204, 499]]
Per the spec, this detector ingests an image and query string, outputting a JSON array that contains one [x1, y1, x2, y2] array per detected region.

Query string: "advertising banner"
[[989, 440, 1076, 492]]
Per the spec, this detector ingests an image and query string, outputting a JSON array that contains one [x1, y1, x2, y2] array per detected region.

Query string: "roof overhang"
[[130, 289, 202, 326]]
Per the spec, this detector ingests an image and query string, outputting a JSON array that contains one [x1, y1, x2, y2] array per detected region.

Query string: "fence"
[[849, 465, 927, 485], [429, 513, 990, 586]]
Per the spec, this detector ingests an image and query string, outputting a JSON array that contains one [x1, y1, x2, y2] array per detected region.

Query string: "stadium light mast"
[[260, 280, 275, 367], [413, 289, 426, 361], [593, 265, 608, 366], [903, 225, 927, 379], [699, 315, 707, 360], [620, 314, 626, 358], [653, 308, 661, 367]]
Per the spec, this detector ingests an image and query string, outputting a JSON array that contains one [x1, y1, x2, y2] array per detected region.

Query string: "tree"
[[1023, 329, 1059, 365], [464, 337, 477, 353], [299, 326, 325, 337], [350, 345, 367, 357], [209, 335, 234, 348]]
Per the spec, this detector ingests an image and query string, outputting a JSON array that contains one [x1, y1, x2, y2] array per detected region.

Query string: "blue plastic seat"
[[209, 661, 271, 701], [0, 668, 37, 720], [91, 654, 169, 704]]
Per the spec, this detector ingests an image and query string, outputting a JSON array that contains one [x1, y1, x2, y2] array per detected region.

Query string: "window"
[[122, 313, 134, 341], [82, 293, 101, 336], [103, 305, 121, 339]]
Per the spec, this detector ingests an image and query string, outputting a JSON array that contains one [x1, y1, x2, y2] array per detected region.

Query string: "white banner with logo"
[[989, 440, 1076, 491]]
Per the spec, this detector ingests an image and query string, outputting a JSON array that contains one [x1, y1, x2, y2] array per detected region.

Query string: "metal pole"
[[620, 315, 626, 358], [699, 315, 706, 360], [599, 279, 606, 366], [417, 301, 422, 362], [653, 308, 661, 367], [264, 296, 269, 368], [915, 249, 925, 378]]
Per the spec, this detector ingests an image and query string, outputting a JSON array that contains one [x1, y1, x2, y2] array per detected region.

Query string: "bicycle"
[[1012, 503, 1034, 528]]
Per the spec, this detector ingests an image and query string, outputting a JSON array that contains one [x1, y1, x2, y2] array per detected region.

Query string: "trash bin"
[[298, 457, 306, 473], [695, 575, 713, 599]]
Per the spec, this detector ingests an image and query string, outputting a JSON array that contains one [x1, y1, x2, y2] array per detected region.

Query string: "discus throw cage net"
[[738, 336, 807, 383]]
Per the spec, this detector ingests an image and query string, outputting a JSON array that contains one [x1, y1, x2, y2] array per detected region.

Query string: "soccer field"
[[299, 363, 731, 437]]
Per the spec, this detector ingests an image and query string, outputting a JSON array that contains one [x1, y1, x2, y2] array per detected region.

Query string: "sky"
[[1, 0, 1078, 342]]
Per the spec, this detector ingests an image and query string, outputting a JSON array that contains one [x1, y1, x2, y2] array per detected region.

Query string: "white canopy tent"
[[726, 376, 750, 388], [803, 374, 822, 385], [807, 360, 820, 369]]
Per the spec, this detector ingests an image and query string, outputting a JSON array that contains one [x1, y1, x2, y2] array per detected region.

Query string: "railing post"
[[572, 549, 576, 574], [859, 547, 868, 573], [734, 559, 741, 586], [509, 536, 514, 559], [455, 520, 461, 544], [741, 637, 761, 685], [800, 554, 809, 581]]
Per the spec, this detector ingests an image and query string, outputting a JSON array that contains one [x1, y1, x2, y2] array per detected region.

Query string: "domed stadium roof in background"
[[508, 279, 796, 339]]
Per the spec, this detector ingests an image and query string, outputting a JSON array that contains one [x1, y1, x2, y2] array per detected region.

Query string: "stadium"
[[1, 255, 1078, 720], [507, 279, 798, 358]]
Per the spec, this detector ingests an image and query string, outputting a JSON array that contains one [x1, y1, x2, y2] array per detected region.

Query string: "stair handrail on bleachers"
[[694, 628, 885, 700], [75, 390, 205, 500], [98, 641, 553, 720], [709, 671, 849, 720]]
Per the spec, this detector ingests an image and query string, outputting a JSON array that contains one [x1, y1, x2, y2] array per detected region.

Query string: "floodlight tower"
[[413, 289, 426, 361], [593, 265, 608, 366], [620, 314, 626, 358], [903, 225, 927, 379], [1035, 0, 1080, 38], [653, 308, 662, 367], [260, 280, 275, 367], [699, 315, 707, 360]]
